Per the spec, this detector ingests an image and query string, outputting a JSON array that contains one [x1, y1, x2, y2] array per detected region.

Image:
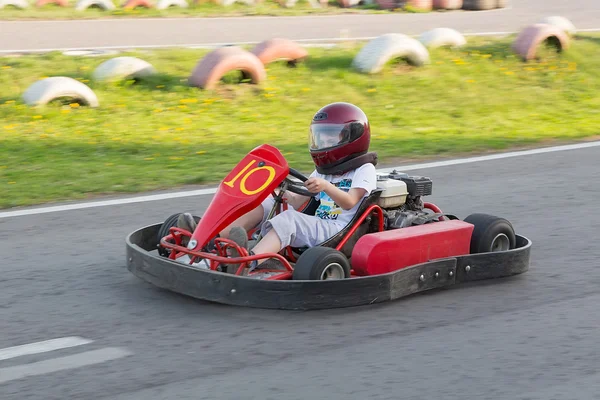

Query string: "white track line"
[[0, 337, 93, 362], [1, 141, 599, 220], [3, 29, 600, 55], [0, 347, 133, 385]]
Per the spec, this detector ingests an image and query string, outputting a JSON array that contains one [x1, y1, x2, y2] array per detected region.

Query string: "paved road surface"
[[1, 144, 599, 399], [1, 0, 599, 52]]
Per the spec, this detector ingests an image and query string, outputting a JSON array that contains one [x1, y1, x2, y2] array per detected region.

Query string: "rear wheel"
[[292, 247, 351, 280], [464, 213, 516, 254]]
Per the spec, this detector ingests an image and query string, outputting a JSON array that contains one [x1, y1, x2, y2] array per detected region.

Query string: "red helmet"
[[308, 102, 371, 172]]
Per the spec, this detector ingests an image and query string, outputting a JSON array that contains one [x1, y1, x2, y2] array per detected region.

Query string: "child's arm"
[[304, 177, 366, 210]]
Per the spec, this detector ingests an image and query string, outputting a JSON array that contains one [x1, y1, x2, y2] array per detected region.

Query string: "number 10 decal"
[[224, 159, 276, 195]]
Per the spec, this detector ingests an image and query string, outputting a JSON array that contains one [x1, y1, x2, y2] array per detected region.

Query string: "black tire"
[[462, 0, 496, 10], [156, 213, 201, 257], [292, 247, 351, 280], [464, 213, 516, 254]]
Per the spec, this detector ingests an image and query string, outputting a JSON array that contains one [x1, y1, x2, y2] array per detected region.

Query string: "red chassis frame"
[[157, 144, 472, 280], [158, 201, 454, 281]]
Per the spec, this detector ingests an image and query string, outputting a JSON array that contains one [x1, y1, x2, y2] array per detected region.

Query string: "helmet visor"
[[309, 123, 350, 150]]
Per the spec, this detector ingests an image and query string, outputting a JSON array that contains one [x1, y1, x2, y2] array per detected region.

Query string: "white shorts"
[[258, 196, 345, 248]]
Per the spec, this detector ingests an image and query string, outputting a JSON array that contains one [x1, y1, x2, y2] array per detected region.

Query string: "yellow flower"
[[1, 65, 11, 69], [196, 151, 206, 155], [367, 88, 376, 93], [33, 115, 43, 119], [180, 98, 198, 104], [70, 103, 80, 108]]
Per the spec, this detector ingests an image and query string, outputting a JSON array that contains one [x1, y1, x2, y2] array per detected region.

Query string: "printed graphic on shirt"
[[315, 179, 351, 220]]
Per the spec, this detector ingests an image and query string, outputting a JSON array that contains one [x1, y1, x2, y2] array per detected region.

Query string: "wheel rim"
[[490, 233, 510, 252], [319, 262, 345, 280]]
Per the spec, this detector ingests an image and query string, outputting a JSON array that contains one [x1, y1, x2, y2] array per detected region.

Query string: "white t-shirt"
[[309, 163, 377, 227]]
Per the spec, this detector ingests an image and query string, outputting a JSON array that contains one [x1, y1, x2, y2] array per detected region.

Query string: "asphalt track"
[[1, 143, 600, 399], [1, 0, 600, 52]]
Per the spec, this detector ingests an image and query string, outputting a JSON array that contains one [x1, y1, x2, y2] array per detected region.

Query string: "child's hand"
[[304, 177, 331, 194]]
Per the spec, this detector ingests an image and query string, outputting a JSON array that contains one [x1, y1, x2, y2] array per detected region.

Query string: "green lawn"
[[1, 34, 599, 209], [0, 0, 391, 19]]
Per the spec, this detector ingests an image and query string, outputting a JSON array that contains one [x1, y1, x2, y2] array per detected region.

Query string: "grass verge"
[[1, 34, 599, 209], [0, 1, 393, 20]]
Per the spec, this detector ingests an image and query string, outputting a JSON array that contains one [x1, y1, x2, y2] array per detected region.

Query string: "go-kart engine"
[[376, 171, 438, 230]]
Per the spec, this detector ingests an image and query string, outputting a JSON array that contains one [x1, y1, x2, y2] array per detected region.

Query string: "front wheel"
[[464, 213, 516, 254], [292, 247, 351, 280], [156, 212, 201, 257]]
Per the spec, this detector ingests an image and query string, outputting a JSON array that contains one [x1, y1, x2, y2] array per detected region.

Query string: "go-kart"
[[126, 144, 531, 310]]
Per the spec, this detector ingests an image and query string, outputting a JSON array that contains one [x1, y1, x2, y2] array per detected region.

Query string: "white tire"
[[75, 0, 115, 10], [92, 56, 156, 82], [0, 0, 29, 8], [538, 16, 577, 36], [22, 77, 99, 107], [156, 0, 187, 9], [352, 33, 430, 74], [419, 28, 467, 49]]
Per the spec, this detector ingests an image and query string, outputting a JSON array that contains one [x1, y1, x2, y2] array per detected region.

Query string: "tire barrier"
[[461, 0, 495, 10], [432, 0, 462, 9], [337, 0, 361, 7], [538, 16, 577, 37], [419, 27, 466, 49], [375, 0, 394, 10], [156, 0, 188, 9], [250, 38, 309, 66], [0, 0, 28, 8], [123, 0, 153, 8], [352, 33, 430, 74], [0, 0, 511, 10], [92, 56, 157, 82], [35, 0, 68, 7], [22, 77, 99, 107], [512, 23, 570, 61], [75, 0, 116, 10], [188, 46, 267, 90]]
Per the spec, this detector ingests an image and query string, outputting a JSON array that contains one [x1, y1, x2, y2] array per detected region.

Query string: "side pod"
[[351, 220, 474, 276]]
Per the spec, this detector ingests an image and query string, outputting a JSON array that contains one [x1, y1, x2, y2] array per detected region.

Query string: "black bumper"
[[126, 223, 532, 310]]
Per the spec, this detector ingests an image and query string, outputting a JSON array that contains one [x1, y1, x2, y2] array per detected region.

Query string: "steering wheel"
[[280, 167, 314, 198]]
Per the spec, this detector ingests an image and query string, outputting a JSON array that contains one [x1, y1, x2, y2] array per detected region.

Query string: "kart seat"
[[291, 188, 384, 259]]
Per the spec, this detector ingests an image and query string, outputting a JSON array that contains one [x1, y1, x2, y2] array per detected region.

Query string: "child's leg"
[[220, 195, 280, 238], [219, 206, 264, 238], [251, 209, 344, 266]]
